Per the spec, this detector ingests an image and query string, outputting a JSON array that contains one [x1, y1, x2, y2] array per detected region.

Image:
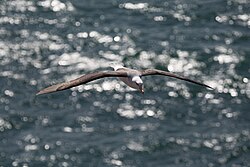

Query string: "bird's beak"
[[139, 84, 144, 94]]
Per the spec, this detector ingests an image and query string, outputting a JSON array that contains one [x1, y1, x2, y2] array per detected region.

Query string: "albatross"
[[36, 65, 213, 95]]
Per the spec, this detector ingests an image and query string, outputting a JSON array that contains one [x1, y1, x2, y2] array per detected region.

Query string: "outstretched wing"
[[140, 69, 213, 89], [36, 71, 128, 95]]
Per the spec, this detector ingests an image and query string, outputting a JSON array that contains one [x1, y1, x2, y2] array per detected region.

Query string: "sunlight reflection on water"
[[0, 0, 250, 166]]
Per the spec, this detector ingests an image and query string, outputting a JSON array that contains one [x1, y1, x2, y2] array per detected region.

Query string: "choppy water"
[[0, 0, 250, 166]]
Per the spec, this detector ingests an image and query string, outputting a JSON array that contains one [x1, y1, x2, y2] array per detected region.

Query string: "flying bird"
[[36, 65, 213, 95]]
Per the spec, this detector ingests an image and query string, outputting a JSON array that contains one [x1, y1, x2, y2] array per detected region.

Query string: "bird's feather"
[[140, 69, 213, 89], [37, 68, 213, 95], [37, 71, 128, 95]]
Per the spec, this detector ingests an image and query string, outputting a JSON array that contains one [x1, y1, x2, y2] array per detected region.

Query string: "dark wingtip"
[[209, 86, 215, 90], [36, 90, 44, 96], [36, 89, 49, 95], [35, 83, 63, 96], [204, 84, 214, 90], [204, 83, 214, 89]]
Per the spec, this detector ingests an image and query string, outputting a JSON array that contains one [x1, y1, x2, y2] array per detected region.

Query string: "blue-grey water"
[[0, 0, 250, 166]]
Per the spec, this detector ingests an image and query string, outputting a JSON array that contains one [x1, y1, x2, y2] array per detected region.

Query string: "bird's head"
[[109, 62, 124, 71], [132, 76, 144, 94]]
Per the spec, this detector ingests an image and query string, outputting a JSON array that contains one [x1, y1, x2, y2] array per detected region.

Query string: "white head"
[[132, 76, 144, 94], [109, 62, 124, 71]]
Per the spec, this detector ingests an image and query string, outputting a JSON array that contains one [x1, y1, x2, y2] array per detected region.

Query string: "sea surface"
[[0, 0, 250, 167]]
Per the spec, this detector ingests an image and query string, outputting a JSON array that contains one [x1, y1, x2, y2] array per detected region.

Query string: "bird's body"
[[36, 65, 212, 95], [118, 76, 141, 89], [115, 67, 144, 93]]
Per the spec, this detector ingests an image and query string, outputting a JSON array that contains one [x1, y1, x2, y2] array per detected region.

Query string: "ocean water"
[[0, 0, 250, 166]]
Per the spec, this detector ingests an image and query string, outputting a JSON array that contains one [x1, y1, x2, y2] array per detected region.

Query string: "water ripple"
[[0, 0, 250, 166]]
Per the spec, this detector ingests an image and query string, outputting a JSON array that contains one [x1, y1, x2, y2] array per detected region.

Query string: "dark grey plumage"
[[37, 68, 213, 95]]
